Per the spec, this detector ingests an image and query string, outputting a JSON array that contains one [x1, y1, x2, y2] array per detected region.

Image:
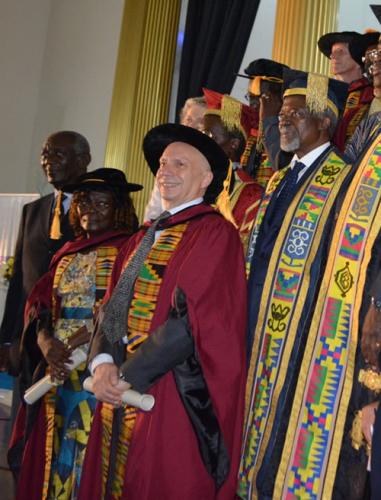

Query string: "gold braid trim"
[[359, 368, 381, 393]]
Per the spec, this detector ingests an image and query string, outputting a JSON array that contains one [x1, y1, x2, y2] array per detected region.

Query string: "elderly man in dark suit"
[[0, 130, 91, 374]]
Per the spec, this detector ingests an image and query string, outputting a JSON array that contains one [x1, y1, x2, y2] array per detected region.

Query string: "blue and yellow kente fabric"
[[42, 246, 118, 500], [274, 135, 381, 499]]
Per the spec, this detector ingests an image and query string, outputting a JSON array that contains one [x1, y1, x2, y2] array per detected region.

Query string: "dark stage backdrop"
[[175, 0, 261, 118]]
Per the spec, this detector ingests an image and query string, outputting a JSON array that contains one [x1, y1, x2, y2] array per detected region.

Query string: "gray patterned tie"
[[101, 211, 170, 343]]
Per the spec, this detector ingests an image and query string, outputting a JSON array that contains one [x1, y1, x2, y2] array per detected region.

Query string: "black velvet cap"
[[361, 30, 381, 50], [243, 58, 289, 79], [143, 123, 229, 204], [318, 31, 365, 65], [64, 167, 143, 204]]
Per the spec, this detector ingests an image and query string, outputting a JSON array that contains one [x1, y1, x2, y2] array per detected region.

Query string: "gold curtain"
[[105, 0, 181, 220], [272, 0, 339, 75]]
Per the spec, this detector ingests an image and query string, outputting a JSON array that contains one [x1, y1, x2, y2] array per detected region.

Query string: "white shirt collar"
[[166, 197, 204, 216], [290, 142, 331, 169], [290, 142, 331, 181]]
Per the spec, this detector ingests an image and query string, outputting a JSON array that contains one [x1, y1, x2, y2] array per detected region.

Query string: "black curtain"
[[175, 0, 261, 118]]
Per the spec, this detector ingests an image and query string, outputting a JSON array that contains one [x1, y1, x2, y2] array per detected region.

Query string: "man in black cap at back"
[[239, 58, 290, 182], [318, 31, 376, 149], [84, 124, 247, 500]]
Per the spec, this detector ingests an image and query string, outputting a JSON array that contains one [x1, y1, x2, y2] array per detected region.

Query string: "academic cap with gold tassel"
[[240, 58, 289, 97], [282, 68, 348, 118], [214, 161, 237, 227], [202, 88, 258, 138]]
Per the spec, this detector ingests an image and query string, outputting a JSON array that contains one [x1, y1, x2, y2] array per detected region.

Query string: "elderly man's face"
[[157, 142, 213, 209], [181, 103, 205, 131], [41, 133, 85, 189], [330, 42, 358, 80], [278, 95, 323, 156]]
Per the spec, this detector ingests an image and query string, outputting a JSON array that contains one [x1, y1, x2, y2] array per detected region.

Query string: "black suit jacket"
[[0, 193, 74, 347]]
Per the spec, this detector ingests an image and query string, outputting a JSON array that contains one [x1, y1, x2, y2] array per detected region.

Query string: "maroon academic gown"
[[81, 203, 247, 500]]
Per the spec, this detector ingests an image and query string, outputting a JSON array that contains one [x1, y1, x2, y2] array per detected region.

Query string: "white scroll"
[[24, 347, 87, 404], [83, 377, 155, 412]]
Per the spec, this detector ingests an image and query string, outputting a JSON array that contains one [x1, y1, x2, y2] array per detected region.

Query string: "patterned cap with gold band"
[[202, 87, 258, 138], [282, 68, 349, 118]]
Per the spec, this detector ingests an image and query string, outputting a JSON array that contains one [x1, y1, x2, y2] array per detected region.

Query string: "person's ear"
[[318, 116, 330, 132], [201, 170, 213, 189], [230, 138, 240, 151], [77, 152, 91, 170]]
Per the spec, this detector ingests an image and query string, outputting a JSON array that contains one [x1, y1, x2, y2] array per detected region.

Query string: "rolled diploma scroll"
[[24, 347, 88, 405], [83, 377, 155, 412]]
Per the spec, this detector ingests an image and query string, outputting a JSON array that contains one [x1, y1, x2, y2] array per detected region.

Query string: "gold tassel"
[[50, 190, 63, 240], [249, 76, 283, 96], [221, 95, 242, 134], [215, 162, 238, 228], [306, 73, 329, 115], [249, 77, 262, 96]]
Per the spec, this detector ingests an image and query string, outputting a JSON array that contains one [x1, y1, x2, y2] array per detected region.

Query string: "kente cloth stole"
[[230, 174, 252, 215], [238, 152, 350, 500], [256, 156, 274, 189], [274, 137, 381, 499], [241, 132, 257, 168], [100, 223, 188, 500], [42, 246, 118, 500], [239, 197, 262, 253], [343, 90, 370, 144], [245, 167, 290, 276]]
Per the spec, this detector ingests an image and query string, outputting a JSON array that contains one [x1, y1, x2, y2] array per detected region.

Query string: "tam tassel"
[[215, 162, 238, 228]]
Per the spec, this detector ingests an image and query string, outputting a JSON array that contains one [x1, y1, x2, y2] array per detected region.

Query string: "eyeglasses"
[[363, 49, 381, 63], [278, 108, 309, 121]]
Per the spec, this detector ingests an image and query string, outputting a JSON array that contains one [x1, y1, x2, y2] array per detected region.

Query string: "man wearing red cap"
[[202, 88, 263, 248], [84, 124, 247, 500]]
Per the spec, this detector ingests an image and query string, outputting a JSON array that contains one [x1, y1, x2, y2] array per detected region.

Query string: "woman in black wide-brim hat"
[[12, 168, 142, 500]]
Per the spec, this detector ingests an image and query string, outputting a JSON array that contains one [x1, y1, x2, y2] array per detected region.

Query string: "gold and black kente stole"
[[100, 223, 188, 499]]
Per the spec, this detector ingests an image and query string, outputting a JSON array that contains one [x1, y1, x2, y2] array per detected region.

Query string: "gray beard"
[[281, 136, 300, 152]]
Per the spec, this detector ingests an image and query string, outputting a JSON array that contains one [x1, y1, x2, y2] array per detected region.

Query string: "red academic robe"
[[81, 204, 247, 500]]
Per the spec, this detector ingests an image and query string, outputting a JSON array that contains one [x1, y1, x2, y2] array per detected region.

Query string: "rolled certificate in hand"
[[24, 347, 88, 405], [83, 377, 155, 411]]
